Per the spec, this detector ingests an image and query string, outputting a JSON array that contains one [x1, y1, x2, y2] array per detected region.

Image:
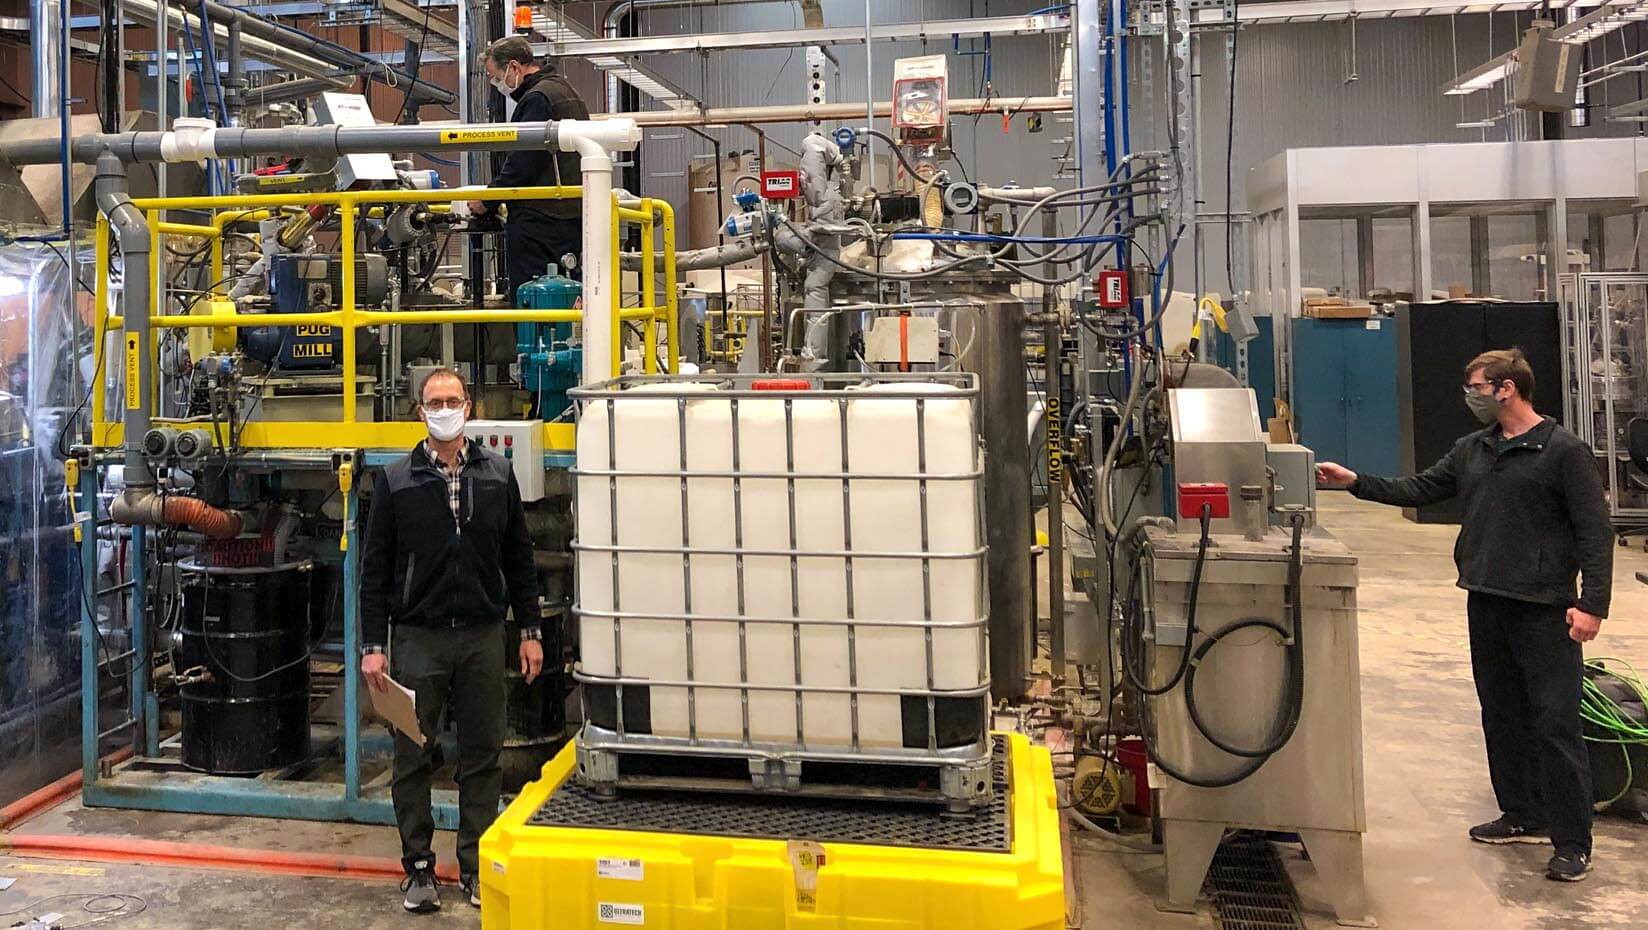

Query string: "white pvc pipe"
[[559, 118, 643, 385]]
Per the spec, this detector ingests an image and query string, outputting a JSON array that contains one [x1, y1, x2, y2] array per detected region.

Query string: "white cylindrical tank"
[[575, 377, 987, 757]]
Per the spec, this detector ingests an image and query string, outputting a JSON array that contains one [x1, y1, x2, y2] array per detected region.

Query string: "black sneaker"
[[461, 874, 481, 908], [1468, 816, 1549, 845], [401, 858, 441, 913], [1546, 850, 1592, 882]]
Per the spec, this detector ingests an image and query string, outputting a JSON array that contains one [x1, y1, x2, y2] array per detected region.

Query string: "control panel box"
[[465, 419, 546, 502]]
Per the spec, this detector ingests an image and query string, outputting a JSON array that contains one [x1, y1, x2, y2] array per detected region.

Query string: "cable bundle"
[[1581, 658, 1648, 811]]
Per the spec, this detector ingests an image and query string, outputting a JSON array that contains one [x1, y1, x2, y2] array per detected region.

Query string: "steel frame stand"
[[76, 454, 460, 828]]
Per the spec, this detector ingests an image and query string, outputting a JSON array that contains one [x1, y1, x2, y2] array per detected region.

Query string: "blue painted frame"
[[70, 453, 588, 828]]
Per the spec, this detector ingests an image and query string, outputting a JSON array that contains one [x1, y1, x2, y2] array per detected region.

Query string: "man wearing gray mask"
[[1317, 347, 1611, 883]]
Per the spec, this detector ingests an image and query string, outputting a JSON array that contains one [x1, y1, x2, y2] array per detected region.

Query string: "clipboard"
[[368, 675, 426, 747]]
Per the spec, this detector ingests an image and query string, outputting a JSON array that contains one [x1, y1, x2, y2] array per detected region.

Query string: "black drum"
[[178, 560, 313, 774]]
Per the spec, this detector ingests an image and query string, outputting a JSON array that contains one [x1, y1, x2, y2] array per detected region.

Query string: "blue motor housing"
[[516, 266, 582, 420], [241, 254, 342, 371]]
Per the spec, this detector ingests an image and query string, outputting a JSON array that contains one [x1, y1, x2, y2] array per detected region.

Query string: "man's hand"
[[467, 200, 489, 216], [1317, 462, 1358, 489], [362, 651, 390, 693], [1566, 607, 1603, 644], [519, 639, 544, 684]]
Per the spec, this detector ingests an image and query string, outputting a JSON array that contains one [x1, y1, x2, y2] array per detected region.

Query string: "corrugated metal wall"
[[565, 1, 1071, 235], [555, 3, 1645, 278], [1187, 15, 1646, 293]]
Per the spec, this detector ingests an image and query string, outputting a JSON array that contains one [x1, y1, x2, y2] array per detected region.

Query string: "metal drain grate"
[[1206, 831, 1305, 930], [525, 736, 1012, 852]]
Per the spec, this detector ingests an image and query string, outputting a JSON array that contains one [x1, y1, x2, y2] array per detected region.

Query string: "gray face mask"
[[1464, 389, 1502, 425]]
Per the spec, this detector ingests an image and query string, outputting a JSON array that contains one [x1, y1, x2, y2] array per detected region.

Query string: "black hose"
[[1183, 514, 1306, 758], [1121, 504, 1210, 696], [1131, 512, 1309, 788]]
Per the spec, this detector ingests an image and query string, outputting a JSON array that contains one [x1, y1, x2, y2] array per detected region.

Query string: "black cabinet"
[[1394, 301, 1562, 524]]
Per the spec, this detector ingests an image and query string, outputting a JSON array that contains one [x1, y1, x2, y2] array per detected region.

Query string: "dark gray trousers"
[[390, 622, 506, 878], [1466, 591, 1593, 856]]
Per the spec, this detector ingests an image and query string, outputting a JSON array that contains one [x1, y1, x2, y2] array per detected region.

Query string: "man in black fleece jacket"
[[468, 36, 591, 304], [1318, 348, 1611, 883], [360, 368, 542, 911]]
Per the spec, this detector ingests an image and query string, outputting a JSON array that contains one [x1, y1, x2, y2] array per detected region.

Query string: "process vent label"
[[597, 902, 645, 925], [124, 334, 141, 410], [440, 128, 518, 145], [597, 857, 644, 881]]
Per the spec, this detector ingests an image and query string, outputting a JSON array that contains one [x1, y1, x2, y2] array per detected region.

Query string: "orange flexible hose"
[[161, 496, 243, 539], [0, 834, 459, 884]]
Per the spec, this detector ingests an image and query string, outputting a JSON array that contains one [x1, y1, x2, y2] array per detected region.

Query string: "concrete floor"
[[2, 495, 1646, 929], [1074, 494, 1648, 930]]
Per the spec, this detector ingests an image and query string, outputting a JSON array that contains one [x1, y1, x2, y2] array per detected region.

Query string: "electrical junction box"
[[865, 315, 940, 366], [1512, 22, 1582, 112], [1265, 442, 1317, 528], [1095, 270, 1130, 308], [760, 170, 801, 199], [465, 419, 546, 502], [313, 93, 398, 187]]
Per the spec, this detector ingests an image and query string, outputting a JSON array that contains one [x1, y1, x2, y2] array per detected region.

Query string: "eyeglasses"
[[421, 397, 468, 411], [1461, 380, 1500, 395]]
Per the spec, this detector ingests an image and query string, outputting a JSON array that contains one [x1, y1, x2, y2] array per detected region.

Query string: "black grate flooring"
[[1206, 831, 1306, 930], [524, 736, 1012, 852]]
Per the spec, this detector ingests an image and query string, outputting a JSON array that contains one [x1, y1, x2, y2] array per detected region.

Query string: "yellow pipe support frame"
[[156, 222, 219, 238], [656, 199, 679, 374], [341, 202, 357, 424], [129, 185, 583, 211], [610, 211, 622, 376], [97, 185, 674, 452], [109, 307, 663, 329]]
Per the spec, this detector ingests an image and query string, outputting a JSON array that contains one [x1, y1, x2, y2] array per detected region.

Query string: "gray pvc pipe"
[[190, 0, 455, 106], [0, 122, 562, 166], [94, 152, 155, 485]]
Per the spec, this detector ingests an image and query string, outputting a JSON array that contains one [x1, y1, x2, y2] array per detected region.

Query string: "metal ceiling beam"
[[376, 0, 459, 57], [1440, 1, 1648, 95], [533, 6, 701, 110], [1232, 0, 1588, 23], [536, 12, 1070, 58]]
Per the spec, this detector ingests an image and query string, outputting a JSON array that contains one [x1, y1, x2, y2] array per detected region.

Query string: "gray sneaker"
[[401, 859, 441, 913], [461, 875, 481, 908]]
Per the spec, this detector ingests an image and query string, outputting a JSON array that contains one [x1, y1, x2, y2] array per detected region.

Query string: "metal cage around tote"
[[568, 373, 993, 803]]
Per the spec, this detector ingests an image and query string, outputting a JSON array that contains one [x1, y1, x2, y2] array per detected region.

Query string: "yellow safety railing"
[[91, 185, 678, 452]]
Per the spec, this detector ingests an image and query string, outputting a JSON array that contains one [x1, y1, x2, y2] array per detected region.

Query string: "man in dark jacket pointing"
[[1318, 348, 1611, 883], [469, 35, 591, 305]]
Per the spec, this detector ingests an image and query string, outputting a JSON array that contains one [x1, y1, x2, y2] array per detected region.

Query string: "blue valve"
[[833, 127, 857, 154], [733, 188, 761, 212]]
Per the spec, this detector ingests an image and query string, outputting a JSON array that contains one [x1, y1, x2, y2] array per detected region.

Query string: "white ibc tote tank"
[[575, 377, 988, 755]]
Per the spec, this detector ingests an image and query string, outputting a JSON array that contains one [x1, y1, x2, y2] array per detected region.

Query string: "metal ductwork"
[[29, 0, 62, 120], [121, 0, 450, 105]]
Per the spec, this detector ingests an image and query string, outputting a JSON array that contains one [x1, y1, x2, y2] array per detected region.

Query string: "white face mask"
[[424, 406, 467, 442], [490, 65, 518, 97]]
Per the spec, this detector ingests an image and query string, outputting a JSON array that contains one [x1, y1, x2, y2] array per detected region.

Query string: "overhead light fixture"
[[1442, 1, 1647, 96], [1455, 118, 1501, 128]]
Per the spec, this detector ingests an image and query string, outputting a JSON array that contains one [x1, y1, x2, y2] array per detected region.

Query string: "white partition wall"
[[1249, 139, 1648, 405]]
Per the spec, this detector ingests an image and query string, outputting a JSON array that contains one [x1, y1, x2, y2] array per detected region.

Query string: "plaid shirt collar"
[[423, 440, 468, 527]]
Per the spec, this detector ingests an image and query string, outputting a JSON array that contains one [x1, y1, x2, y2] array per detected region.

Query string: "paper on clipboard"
[[369, 675, 426, 746]]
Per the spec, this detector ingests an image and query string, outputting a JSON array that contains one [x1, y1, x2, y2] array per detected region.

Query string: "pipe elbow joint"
[[558, 118, 642, 156]]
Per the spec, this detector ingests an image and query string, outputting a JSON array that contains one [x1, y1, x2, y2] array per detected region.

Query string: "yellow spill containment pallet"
[[478, 732, 1065, 930]]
